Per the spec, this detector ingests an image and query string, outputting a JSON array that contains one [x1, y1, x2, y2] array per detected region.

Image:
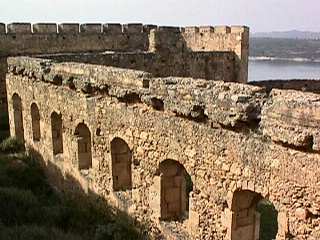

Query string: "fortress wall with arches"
[[5, 56, 320, 239]]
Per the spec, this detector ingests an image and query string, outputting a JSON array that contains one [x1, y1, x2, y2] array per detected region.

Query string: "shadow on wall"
[[256, 199, 278, 240], [26, 146, 155, 240], [0, 112, 10, 142], [0, 58, 9, 140], [230, 190, 278, 240]]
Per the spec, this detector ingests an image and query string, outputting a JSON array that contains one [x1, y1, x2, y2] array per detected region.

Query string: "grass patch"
[[0, 138, 146, 240], [0, 225, 82, 240], [0, 137, 24, 153]]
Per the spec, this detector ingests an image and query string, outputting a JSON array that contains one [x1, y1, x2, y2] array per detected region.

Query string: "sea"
[[249, 59, 320, 82]]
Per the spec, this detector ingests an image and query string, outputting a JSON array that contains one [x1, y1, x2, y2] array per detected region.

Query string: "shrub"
[[0, 187, 39, 225], [0, 148, 147, 240], [5, 153, 52, 197], [0, 137, 24, 153], [0, 225, 82, 240]]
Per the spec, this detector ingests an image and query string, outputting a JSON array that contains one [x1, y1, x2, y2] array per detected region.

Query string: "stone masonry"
[[0, 23, 249, 120], [5, 55, 320, 240]]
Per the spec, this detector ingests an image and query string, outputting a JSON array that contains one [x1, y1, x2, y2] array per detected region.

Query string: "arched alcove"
[[159, 159, 192, 221], [230, 190, 278, 240], [51, 112, 63, 155], [31, 103, 41, 142], [12, 93, 24, 142], [75, 123, 92, 170], [110, 137, 132, 191]]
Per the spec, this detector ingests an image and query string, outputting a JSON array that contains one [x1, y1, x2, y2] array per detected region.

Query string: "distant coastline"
[[249, 56, 320, 63]]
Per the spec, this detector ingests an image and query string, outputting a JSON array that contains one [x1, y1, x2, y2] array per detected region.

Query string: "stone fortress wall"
[[6, 56, 320, 240], [0, 22, 249, 118]]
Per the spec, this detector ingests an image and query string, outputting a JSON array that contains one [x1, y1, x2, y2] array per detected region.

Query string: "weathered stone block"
[[7, 23, 31, 33], [277, 212, 289, 238], [80, 23, 102, 33], [0, 23, 5, 34], [214, 26, 231, 34], [33, 23, 57, 34], [58, 23, 79, 33], [103, 23, 122, 34], [199, 26, 214, 33], [295, 208, 309, 220], [143, 24, 157, 32], [158, 26, 180, 33], [184, 26, 199, 33], [123, 23, 143, 33], [231, 26, 249, 33]]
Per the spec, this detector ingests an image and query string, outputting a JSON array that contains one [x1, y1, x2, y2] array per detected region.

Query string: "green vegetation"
[[0, 137, 24, 153], [0, 137, 146, 240], [250, 37, 320, 60], [257, 199, 278, 240]]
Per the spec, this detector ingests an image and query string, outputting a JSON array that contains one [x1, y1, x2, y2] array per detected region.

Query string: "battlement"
[[0, 22, 248, 36]]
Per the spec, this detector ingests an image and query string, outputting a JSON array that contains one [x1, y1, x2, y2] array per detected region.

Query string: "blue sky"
[[0, 0, 319, 32]]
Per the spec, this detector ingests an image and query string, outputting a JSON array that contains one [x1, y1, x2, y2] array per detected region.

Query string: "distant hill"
[[250, 37, 320, 61], [252, 30, 320, 40]]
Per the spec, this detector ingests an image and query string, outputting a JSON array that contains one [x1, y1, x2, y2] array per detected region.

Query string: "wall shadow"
[[256, 199, 278, 240], [27, 147, 156, 240]]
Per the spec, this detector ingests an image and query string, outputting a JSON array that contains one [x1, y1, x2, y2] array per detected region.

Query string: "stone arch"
[[12, 93, 24, 142], [75, 123, 92, 170], [30, 103, 41, 142], [51, 111, 63, 155], [159, 159, 192, 221], [110, 137, 132, 191], [229, 189, 278, 240]]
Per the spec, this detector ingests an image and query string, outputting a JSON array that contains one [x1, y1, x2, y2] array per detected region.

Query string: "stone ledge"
[[7, 56, 264, 128]]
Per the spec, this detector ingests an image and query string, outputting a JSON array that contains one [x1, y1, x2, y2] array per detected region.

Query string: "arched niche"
[[110, 137, 132, 191], [31, 103, 41, 142], [158, 159, 192, 221], [12, 93, 24, 142], [51, 111, 63, 155], [75, 123, 92, 170], [229, 190, 278, 240]]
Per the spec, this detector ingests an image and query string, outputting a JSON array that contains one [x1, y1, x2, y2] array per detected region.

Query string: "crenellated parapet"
[[0, 22, 249, 83], [1, 22, 156, 34], [0, 22, 158, 56]]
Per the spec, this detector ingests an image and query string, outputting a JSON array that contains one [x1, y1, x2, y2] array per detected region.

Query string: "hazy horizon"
[[0, 0, 319, 33]]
